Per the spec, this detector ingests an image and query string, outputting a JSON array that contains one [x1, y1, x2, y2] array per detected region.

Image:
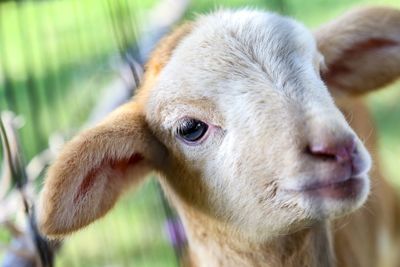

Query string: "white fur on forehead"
[[148, 9, 319, 104], [196, 9, 315, 50], [187, 9, 316, 79]]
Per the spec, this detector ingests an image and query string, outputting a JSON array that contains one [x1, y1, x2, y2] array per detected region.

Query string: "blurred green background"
[[0, 0, 399, 266]]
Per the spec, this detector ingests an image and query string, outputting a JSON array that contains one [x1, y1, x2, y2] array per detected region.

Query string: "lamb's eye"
[[177, 119, 208, 143]]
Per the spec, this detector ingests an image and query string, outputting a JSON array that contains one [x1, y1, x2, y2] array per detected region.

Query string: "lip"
[[288, 177, 365, 200]]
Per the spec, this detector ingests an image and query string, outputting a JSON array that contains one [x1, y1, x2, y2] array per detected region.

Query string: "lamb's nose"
[[307, 138, 356, 163], [306, 134, 369, 177]]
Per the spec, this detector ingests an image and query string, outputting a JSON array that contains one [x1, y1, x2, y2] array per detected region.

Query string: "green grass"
[[1, 0, 400, 266]]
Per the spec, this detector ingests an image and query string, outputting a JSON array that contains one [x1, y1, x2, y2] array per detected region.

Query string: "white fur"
[[144, 10, 371, 241]]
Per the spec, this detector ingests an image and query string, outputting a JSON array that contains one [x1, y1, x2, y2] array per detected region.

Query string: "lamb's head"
[[38, 7, 400, 242], [143, 10, 371, 240]]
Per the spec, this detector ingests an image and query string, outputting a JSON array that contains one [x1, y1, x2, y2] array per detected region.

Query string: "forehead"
[[146, 10, 319, 122]]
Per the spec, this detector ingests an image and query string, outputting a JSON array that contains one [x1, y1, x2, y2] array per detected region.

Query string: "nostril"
[[306, 144, 338, 161], [306, 138, 356, 162]]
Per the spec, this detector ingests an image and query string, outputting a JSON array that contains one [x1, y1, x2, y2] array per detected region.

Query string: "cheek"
[[161, 155, 224, 217], [212, 138, 304, 213]]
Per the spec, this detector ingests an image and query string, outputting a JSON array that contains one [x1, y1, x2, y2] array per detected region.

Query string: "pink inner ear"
[[322, 38, 397, 87], [73, 154, 144, 204]]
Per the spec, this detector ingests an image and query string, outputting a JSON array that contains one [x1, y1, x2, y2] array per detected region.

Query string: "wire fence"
[[0, 0, 144, 160], [0, 0, 182, 266]]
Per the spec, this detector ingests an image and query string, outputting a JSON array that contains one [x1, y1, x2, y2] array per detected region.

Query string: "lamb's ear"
[[37, 102, 167, 237], [315, 6, 400, 96]]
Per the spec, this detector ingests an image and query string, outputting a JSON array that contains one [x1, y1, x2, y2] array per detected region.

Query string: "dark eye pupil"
[[178, 119, 208, 142]]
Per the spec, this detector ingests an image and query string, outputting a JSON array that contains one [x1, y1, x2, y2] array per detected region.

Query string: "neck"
[[177, 206, 335, 267]]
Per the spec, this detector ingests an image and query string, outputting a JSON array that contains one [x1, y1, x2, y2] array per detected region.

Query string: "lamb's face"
[[145, 10, 371, 241]]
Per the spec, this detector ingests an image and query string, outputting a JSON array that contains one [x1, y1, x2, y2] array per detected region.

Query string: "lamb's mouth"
[[300, 177, 365, 199], [285, 176, 367, 200]]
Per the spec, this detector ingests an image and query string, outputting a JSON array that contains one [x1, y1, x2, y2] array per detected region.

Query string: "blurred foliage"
[[0, 0, 156, 159], [368, 88, 400, 188], [0, 0, 399, 266], [0, 228, 11, 244], [187, 0, 400, 25]]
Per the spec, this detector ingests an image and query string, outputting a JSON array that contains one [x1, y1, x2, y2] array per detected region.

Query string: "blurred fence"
[[0, 0, 147, 160], [0, 0, 184, 266]]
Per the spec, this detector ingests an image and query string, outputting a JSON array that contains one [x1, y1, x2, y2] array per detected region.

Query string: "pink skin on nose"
[[304, 137, 368, 199], [307, 138, 366, 175], [308, 138, 356, 162]]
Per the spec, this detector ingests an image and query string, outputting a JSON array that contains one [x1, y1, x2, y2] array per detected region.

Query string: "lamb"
[[37, 6, 400, 267]]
